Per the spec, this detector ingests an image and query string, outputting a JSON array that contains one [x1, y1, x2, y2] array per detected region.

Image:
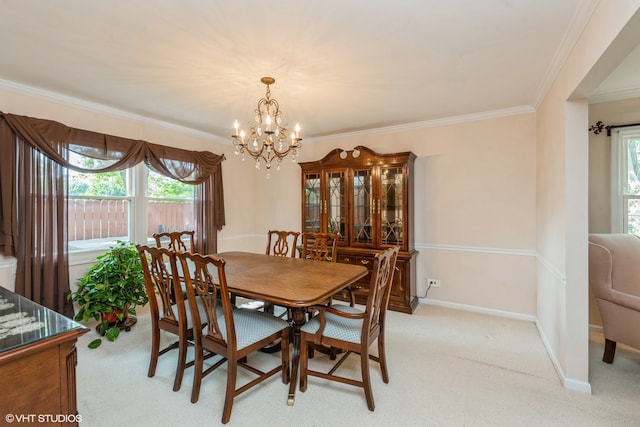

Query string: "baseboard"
[[420, 298, 536, 322], [589, 324, 603, 333], [563, 377, 592, 394], [534, 319, 592, 394]]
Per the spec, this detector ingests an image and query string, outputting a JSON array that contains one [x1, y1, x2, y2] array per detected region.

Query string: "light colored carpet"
[[75, 303, 640, 426]]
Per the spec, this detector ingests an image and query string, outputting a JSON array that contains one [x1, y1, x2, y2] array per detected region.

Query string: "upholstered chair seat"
[[301, 304, 363, 344]]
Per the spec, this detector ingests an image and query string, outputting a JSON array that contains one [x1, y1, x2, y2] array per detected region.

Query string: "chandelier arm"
[[233, 138, 267, 158], [270, 138, 302, 157]]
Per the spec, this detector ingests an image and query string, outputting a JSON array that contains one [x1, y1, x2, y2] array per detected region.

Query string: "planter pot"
[[101, 308, 128, 325]]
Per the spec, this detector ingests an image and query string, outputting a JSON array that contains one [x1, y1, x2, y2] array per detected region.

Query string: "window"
[[68, 162, 194, 252], [612, 126, 640, 234]]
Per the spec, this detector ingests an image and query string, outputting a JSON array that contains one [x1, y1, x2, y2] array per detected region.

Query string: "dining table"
[[212, 251, 368, 405]]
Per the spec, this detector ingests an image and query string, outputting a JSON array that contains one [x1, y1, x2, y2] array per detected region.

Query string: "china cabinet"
[[300, 146, 417, 313]]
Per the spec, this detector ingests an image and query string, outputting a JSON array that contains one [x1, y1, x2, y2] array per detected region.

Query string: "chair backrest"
[[136, 244, 184, 326], [589, 233, 640, 299], [153, 230, 196, 253], [363, 246, 400, 339], [266, 230, 300, 257], [177, 251, 236, 351], [301, 232, 340, 262]]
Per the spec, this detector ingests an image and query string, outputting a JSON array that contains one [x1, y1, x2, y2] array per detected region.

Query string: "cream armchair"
[[588, 233, 640, 363]]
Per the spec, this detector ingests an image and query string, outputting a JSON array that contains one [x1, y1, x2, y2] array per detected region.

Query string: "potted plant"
[[69, 240, 148, 347]]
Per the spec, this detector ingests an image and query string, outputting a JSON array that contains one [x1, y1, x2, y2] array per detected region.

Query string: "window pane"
[[625, 138, 640, 196], [147, 200, 194, 236], [68, 199, 130, 250], [69, 171, 127, 196], [147, 170, 194, 199], [68, 162, 131, 250], [146, 169, 195, 238], [627, 198, 640, 235]]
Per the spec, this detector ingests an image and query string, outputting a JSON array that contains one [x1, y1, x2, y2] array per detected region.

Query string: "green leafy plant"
[[68, 241, 148, 347]]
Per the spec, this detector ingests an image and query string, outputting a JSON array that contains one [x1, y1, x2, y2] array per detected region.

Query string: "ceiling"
[[0, 0, 635, 141]]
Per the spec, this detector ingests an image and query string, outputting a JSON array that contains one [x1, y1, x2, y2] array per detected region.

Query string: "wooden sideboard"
[[0, 287, 88, 426], [300, 146, 418, 313]]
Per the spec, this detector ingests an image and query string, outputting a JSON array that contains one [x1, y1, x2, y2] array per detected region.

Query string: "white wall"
[[294, 113, 539, 317], [536, 1, 640, 392]]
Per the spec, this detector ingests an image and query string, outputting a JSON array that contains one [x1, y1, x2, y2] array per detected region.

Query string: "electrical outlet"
[[427, 278, 441, 288]]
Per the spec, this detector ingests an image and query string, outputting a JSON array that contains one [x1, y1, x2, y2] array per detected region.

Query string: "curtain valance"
[[1, 112, 223, 184]]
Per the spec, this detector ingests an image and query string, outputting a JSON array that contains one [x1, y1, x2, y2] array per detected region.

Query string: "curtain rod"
[[589, 121, 640, 136]]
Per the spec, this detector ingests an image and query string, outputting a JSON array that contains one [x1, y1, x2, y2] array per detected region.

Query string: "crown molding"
[[2, 77, 535, 145], [306, 105, 536, 143], [0, 78, 226, 143], [533, 0, 600, 107], [588, 85, 640, 104]]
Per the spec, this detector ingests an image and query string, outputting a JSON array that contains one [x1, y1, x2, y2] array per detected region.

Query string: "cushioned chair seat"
[[301, 304, 363, 344], [205, 308, 290, 350]]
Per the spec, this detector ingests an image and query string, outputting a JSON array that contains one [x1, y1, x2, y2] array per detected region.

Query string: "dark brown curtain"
[[0, 112, 225, 314]]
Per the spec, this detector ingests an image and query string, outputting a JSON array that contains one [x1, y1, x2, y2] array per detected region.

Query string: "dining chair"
[[177, 251, 290, 424], [257, 230, 301, 317], [300, 231, 346, 358], [266, 230, 300, 257], [153, 230, 197, 303], [299, 246, 400, 411], [301, 231, 356, 304], [153, 230, 196, 253], [136, 244, 205, 392], [301, 231, 339, 262]]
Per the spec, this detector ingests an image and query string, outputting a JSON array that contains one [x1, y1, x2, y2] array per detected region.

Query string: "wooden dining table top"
[[212, 251, 368, 308]]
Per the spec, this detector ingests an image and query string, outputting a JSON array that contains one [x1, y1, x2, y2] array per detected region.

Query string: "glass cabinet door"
[[327, 170, 346, 243], [303, 172, 322, 233], [380, 166, 404, 246], [352, 168, 373, 245]]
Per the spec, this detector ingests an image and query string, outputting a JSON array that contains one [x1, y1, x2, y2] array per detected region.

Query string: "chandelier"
[[232, 77, 302, 177]]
